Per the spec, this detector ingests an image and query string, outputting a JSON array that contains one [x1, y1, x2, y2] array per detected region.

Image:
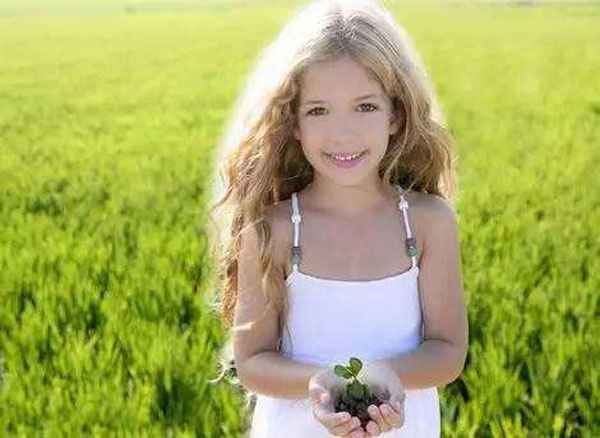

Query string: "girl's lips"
[[323, 150, 368, 169]]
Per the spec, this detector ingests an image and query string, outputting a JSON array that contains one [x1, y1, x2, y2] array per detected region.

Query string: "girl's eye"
[[358, 103, 378, 112], [306, 107, 326, 116], [306, 103, 379, 116]]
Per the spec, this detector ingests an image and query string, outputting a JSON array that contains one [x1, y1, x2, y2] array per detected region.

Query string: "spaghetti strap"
[[290, 192, 302, 272], [395, 184, 419, 268]]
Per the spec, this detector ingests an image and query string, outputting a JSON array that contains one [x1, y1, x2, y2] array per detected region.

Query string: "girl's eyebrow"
[[301, 93, 382, 106]]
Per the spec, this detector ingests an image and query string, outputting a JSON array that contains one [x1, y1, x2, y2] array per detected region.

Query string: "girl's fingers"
[[312, 399, 353, 430], [330, 416, 363, 437], [365, 420, 381, 436], [380, 402, 404, 428], [391, 391, 406, 412], [367, 404, 392, 433], [364, 400, 406, 437], [388, 395, 406, 428], [378, 402, 404, 428]]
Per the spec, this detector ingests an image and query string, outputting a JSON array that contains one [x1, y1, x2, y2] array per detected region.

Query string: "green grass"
[[1, 1, 599, 436]]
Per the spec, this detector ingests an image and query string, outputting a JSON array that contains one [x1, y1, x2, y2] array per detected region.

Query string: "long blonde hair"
[[204, 0, 458, 417]]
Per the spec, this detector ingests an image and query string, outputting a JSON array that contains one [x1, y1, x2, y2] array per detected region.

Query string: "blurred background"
[[0, 0, 598, 436]]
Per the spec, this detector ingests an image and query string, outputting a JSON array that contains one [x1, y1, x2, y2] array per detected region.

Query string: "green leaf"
[[349, 381, 365, 399], [334, 365, 353, 379], [349, 357, 362, 376]]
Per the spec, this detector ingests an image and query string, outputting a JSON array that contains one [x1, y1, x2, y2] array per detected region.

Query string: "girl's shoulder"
[[415, 190, 455, 216], [403, 189, 454, 215], [405, 191, 458, 242], [402, 189, 458, 241]]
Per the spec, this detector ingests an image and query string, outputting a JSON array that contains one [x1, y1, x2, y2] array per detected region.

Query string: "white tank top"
[[250, 184, 440, 438]]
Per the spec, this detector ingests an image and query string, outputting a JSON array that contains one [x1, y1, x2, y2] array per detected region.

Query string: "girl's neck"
[[301, 178, 398, 220]]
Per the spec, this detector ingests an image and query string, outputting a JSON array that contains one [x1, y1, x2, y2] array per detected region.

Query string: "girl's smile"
[[323, 150, 369, 169]]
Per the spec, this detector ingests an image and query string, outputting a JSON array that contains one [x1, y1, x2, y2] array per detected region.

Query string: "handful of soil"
[[332, 357, 386, 429]]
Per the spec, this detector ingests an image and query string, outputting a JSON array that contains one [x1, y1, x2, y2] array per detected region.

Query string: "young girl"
[[207, 0, 468, 436]]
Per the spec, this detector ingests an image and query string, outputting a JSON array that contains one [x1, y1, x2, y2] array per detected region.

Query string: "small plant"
[[333, 357, 386, 429]]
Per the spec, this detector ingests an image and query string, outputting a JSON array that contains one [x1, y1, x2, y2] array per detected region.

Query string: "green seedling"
[[333, 357, 385, 429]]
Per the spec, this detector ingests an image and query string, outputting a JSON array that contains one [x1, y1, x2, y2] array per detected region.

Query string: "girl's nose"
[[327, 114, 360, 141]]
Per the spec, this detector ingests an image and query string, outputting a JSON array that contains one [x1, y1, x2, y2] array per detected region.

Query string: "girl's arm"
[[374, 339, 466, 391], [377, 197, 469, 390], [233, 212, 323, 399], [237, 351, 324, 399]]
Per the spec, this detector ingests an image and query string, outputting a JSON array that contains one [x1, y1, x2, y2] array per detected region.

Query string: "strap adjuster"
[[405, 237, 418, 257], [291, 245, 302, 264], [291, 213, 302, 224]]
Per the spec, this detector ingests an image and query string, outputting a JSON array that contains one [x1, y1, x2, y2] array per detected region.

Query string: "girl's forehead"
[[301, 56, 370, 81], [299, 57, 384, 97]]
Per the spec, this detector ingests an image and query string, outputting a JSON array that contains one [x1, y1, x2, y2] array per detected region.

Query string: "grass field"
[[1, 0, 599, 436]]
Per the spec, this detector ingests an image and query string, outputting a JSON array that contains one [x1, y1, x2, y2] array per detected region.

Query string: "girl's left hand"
[[359, 361, 406, 436], [309, 367, 366, 437]]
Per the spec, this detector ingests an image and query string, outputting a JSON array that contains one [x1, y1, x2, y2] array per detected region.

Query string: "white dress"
[[249, 185, 440, 438]]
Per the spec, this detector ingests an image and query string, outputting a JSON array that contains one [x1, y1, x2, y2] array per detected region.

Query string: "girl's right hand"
[[309, 368, 366, 438]]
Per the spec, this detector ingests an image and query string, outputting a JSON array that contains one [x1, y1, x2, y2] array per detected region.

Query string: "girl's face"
[[293, 55, 398, 188]]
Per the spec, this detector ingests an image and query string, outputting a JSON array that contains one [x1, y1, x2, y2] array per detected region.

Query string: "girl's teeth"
[[330, 152, 363, 161]]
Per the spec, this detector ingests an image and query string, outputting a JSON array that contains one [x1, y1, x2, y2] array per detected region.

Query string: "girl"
[[207, 0, 468, 436]]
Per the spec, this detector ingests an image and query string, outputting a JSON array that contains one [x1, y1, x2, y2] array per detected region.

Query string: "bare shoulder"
[[405, 190, 457, 223], [403, 190, 458, 250]]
